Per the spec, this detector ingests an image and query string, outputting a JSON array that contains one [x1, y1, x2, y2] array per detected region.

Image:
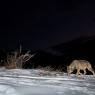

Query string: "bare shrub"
[[4, 46, 34, 69]]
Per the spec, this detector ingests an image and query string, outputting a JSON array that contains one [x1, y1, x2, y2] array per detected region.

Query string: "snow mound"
[[0, 84, 19, 95]]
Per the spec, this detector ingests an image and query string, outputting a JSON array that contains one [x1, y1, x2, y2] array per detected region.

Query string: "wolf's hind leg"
[[87, 67, 95, 75]]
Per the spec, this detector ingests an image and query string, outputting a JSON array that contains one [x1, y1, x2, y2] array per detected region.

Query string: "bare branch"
[[20, 44, 22, 54]]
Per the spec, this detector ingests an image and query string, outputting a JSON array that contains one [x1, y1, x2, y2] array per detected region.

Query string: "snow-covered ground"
[[0, 67, 95, 95]]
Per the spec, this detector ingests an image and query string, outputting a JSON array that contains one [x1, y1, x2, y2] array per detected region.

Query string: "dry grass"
[[35, 65, 65, 76], [37, 66, 54, 71], [5, 52, 18, 69]]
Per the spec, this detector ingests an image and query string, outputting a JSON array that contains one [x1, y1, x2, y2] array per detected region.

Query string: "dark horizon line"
[[0, 34, 95, 51]]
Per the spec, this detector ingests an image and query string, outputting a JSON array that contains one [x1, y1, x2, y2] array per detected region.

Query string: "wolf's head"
[[67, 65, 75, 76]]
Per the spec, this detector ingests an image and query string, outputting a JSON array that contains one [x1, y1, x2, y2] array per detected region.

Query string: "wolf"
[[67, 60, 95, 77]]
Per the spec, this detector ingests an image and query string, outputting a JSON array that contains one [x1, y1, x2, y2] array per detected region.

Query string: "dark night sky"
[[1, 0, 95, 50]]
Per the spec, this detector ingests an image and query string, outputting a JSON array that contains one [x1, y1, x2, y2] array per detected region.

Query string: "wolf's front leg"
[[76, 69, 80, 77]]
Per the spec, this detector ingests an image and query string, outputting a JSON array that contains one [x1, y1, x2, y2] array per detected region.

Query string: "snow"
[[0, 67, 94, 95]]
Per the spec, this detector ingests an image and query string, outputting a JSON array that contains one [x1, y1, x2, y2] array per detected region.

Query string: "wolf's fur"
[[67, 60, 95, 77]]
